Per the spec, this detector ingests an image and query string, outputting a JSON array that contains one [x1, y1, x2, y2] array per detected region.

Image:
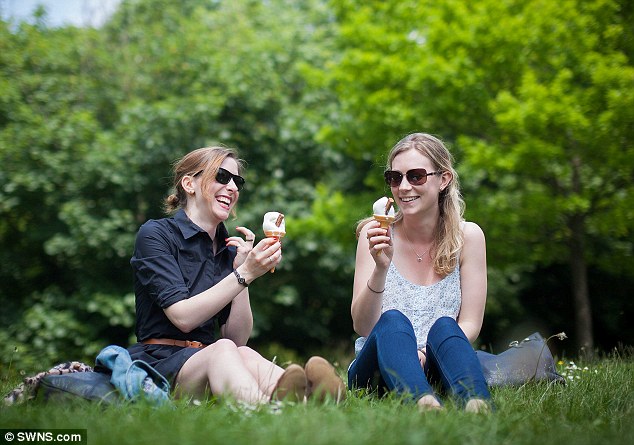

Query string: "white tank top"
[[355, 261, 462, 355]]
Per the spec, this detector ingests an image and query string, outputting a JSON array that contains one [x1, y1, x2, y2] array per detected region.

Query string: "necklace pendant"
[[416, 256, 423, 262]]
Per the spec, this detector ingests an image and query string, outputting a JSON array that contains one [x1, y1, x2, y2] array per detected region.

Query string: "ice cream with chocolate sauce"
[[262, 212, 285, 272], [373, 197, 396, 228]]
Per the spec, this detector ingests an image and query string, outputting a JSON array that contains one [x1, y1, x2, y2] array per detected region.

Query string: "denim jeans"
[[348, 310, 491, 405]]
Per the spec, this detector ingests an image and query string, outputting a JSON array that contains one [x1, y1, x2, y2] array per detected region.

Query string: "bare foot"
[[417, 394, 443, 412], [465, 398, 490, 414]]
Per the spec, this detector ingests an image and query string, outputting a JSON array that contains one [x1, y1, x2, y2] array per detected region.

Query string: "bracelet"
[[366, 280, 384, 294]]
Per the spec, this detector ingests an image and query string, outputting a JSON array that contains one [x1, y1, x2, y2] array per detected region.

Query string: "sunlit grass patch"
[[1, 352, 633, 445]]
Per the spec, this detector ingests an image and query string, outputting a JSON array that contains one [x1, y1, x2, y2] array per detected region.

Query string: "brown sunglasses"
[[384, 168, 442, 187]]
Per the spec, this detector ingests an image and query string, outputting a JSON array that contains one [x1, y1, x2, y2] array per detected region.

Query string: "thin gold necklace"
[[402, 226, 431, 262]]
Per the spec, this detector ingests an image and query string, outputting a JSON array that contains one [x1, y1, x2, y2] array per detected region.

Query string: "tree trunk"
[[568, 155, 594, 356], [568, 213, 594, 356]]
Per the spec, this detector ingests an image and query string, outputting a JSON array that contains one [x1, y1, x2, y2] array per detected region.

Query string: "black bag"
[[37, 371, 121, 404], [476, 332, 565, 386]]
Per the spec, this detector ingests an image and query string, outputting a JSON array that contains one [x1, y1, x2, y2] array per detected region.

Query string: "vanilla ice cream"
[[262, 212, 286, 238], [372, 197, 396, 218]]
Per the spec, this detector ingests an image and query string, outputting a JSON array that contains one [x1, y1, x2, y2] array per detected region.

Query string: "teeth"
[[401, 197, 418, 202]]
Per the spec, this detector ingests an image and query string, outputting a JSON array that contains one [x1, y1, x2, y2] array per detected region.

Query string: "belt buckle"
[[185, 340, 204, 349]]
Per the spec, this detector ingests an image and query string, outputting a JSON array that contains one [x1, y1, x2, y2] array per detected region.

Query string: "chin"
[[214, 210, 231, 221]]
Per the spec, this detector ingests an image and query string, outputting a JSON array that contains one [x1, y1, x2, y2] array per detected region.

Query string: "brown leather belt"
[[142, 338, 208, 349]]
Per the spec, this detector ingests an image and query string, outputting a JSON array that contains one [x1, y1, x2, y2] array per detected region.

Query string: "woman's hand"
[[366, 220, 393, 267], [227, 226, 256, 268], [236, 237, 282, 284], [418, 349, 427, 369]]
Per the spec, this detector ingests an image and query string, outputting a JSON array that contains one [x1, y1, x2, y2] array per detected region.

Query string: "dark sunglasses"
[[384, 168, 442, 187], [193, 167, 245, 191]]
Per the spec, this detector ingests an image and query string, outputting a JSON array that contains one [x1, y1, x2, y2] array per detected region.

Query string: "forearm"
[[164, 272, 246, 333], [457, 319, 482, 344], [457, 222, 487, 345], [351, 268, 388, 337], [221, 291, 253, 346]]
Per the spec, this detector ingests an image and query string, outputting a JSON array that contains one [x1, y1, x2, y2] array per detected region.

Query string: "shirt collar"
[[174, 209, 230, 242]]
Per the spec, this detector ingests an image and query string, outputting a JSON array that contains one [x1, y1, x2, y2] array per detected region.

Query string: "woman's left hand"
[[417, 349, 427, 369], [227, 226, 256, 268]]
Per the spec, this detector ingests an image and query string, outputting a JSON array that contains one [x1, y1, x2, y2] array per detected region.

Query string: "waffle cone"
[[264, 231, 285, 272], [373, 214, 395, 228], [372, 215, 394, 255]]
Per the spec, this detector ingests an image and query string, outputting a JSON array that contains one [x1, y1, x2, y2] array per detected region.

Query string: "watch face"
[[234, 270, 247, 286]]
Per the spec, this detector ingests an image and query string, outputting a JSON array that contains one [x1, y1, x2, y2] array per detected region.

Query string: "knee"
[[207, 338, 239, 356], [428, 317, 462, 344], [377, 310, 413, 332], [431, 316, 458, 331], [236, 345, 261, 361]]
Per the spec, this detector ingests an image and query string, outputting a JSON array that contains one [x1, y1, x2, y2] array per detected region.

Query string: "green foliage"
[[320, 0, 634, 348], [0, 288, 134, 374], [1, 0, 348, 372], [1, 0, 633, 373]]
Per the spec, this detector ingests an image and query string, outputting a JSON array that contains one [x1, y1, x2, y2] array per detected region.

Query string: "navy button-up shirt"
[[130, 209, 236, 344]]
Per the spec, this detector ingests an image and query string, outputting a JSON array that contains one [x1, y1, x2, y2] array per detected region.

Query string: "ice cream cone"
[[264, 231, 286, 239], [263, 212, 286, 273], [264, 231, 285, 272], [372, 215, 395, 255], [372, 197, 396, 256], [373, 214, 396, 229]]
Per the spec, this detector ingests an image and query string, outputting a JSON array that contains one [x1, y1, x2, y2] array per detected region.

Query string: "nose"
[[226, 178, 239, 192], [398, 176, 413, 190]]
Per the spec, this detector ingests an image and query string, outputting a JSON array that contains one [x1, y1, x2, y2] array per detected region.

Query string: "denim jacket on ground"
[[95, 345, 170, 405]]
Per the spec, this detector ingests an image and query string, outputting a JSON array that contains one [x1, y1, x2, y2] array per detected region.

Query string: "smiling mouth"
[[217, 197, 232, 207], [400, 196, 419, 203]]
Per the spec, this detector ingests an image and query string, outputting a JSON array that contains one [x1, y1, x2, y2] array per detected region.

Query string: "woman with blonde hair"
[[349, 133, 491, 412], [128, 146, 345, 404]]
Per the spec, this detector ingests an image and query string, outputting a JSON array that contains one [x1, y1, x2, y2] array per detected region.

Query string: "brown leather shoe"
[[271, 364, 307, 402], [304, 356, 346, 403]]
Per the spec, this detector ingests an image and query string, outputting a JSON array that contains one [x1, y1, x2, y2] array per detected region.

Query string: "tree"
[[457, 0, 634, 353], [320, 0, 634, 351], [0, 17, 138, 368], [0, 0, 351, 372]]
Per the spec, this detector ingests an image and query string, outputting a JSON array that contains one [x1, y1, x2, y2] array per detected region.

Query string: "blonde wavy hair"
[[164, 146, 245, 217], [356, 133, 465, 276]]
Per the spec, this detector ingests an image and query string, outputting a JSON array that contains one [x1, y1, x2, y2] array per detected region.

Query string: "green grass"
[[1, 356, 633, 445]]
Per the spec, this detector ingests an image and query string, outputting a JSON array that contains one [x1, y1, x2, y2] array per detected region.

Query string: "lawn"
[[1, 354, 632, 445]]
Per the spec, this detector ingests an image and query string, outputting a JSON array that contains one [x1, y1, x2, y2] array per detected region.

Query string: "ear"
[[181, 174, 196, 195], [439, 170, 453, 191]]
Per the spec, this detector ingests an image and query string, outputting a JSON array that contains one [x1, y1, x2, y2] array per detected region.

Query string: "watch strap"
[[233, 269, 248, 287]]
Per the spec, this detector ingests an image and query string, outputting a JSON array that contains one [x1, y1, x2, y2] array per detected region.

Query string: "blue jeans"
[[348, 310, 491, 405]]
